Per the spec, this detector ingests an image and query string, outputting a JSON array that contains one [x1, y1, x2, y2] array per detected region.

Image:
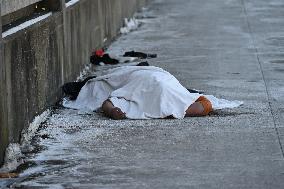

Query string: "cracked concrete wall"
[[0, 0, 147, 166]]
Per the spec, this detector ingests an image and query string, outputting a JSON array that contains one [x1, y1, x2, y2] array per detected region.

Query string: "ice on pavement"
[[21, 109, 51, 147], [0, 144, 23, 172], [0, 110, 51, 172], [120, 18, 140, 34]]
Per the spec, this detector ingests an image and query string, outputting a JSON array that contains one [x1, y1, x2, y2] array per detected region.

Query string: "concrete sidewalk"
[[3, 0, 284, 188]]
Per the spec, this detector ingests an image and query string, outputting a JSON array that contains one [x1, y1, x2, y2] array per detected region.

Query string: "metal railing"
[[1, 0, 71, 36], [1, 0, 42, 16]]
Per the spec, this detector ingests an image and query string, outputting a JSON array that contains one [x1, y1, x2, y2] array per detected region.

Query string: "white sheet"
[[63, 66, 243, 119]]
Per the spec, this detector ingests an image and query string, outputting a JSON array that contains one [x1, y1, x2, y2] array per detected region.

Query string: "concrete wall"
[[0, 4, 9, 168], [0, 0, 147, 166]]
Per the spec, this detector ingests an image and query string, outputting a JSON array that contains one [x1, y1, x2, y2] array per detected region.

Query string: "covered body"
[[64, 66, 242, 119]]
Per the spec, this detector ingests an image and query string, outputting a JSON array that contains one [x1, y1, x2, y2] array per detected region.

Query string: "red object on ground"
[[95, 49, 104, 57]]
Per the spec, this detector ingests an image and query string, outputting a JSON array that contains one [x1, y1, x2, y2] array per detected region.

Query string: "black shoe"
[[187, 88, 203, 94], [123, 51, 157, 59], [90, 54, 119, 65], [102, 54, 119, 64], [136, 61, 150, 66]]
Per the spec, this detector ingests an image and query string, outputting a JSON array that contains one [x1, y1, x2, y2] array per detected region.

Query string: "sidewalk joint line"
[[241, 0, 284, 159]]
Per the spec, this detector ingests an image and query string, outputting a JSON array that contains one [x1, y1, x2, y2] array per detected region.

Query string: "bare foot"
[[102, 100, 126, 120], [185, 102, 205, 117], [109, 107, 126, 120], [186, 96, 213, 117]]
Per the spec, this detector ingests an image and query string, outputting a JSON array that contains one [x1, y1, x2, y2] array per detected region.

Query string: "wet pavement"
[[1, 0, 284, 188]]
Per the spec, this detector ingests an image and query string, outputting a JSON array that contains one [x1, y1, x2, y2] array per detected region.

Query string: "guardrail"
[[1, 0, 67, 37], [1, 0, 42, 16]]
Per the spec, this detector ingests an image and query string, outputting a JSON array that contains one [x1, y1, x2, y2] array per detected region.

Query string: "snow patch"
[[0, 110, 51, 171], [0, 144, 23, 172], [66, 0, 80, 7], [21, 109, 51, 147], [120, 18, 140, 34], [76, 63, 94, 81], [2, 13, 52, 38]]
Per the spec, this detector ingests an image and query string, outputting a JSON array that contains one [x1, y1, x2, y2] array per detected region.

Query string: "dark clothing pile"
[[123, 51, 157, 59], [90, 54, 119, 65], [90, 49, 157, 65]]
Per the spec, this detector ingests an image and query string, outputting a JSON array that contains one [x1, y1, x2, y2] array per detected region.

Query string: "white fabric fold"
[[63, 66, 243, 119]]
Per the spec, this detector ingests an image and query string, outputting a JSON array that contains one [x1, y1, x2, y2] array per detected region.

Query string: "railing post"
[[47, 0, 65, 11], [0, 3, 2, 45]]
